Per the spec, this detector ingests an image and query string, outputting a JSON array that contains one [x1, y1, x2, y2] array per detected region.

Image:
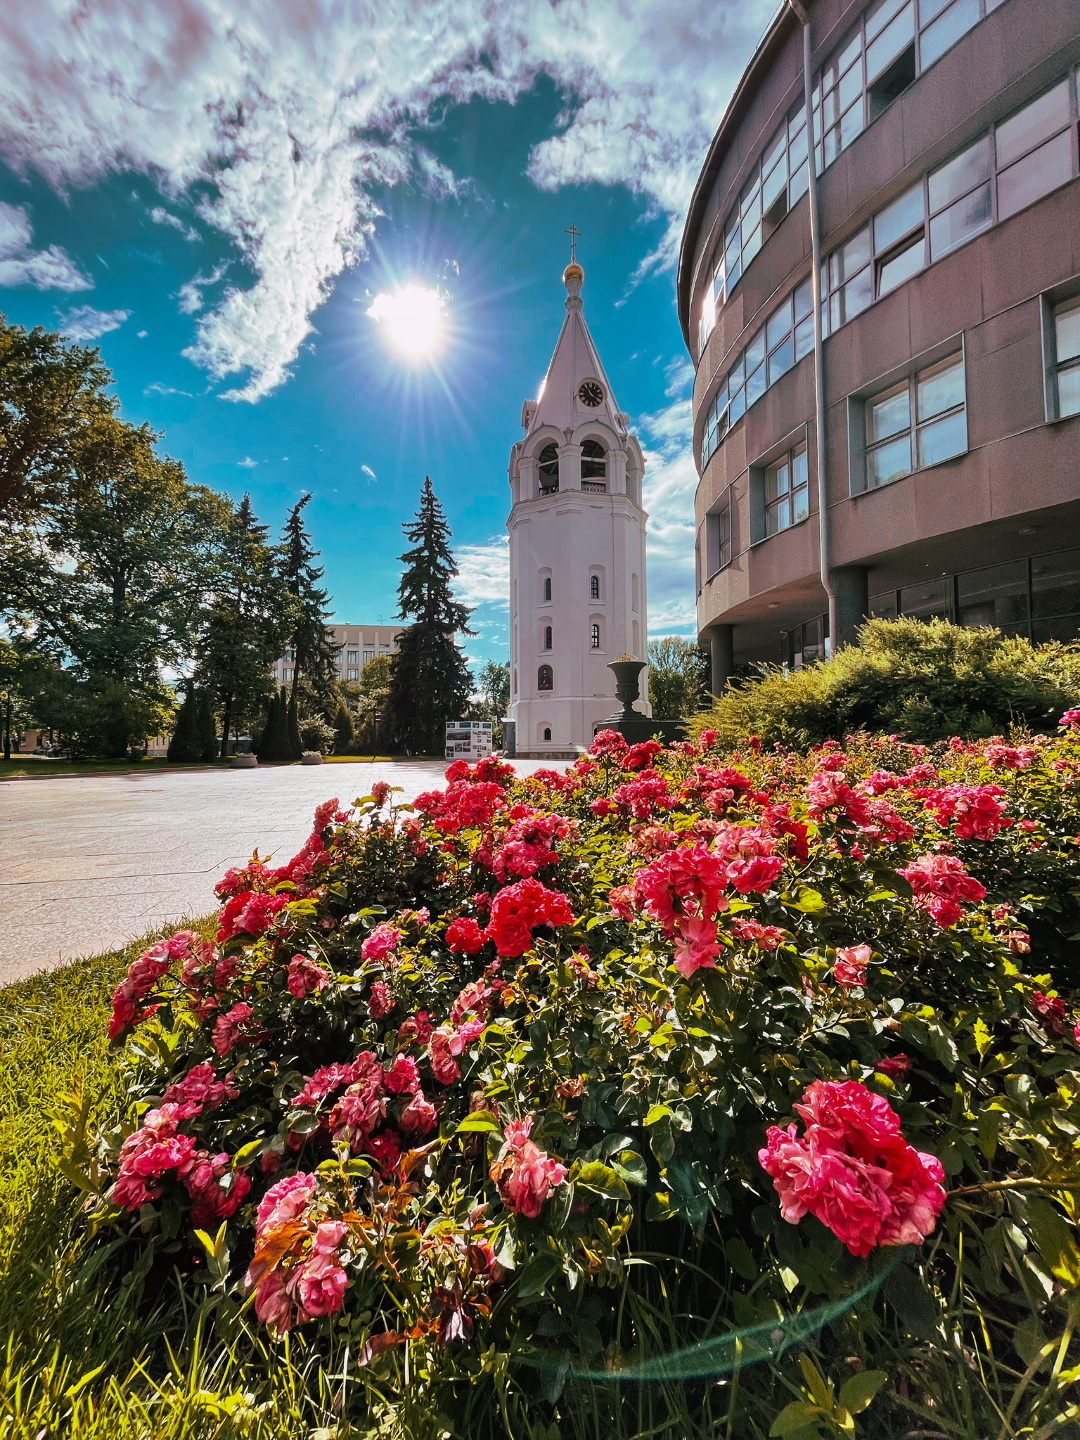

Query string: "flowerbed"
[[76, 727, 1080, 1438]]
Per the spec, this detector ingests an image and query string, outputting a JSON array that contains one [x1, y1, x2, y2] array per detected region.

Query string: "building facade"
[[679, 0, 1080, 683], [507, 261, 649, 757], [272, 623, 401, 689]]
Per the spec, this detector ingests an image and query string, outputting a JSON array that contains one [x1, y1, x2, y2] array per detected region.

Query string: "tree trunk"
[[220, 692, 233, 758], [3, 694, 10, 762]]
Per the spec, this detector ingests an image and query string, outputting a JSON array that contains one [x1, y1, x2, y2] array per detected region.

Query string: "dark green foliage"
[[285, 689, 303, 761], [195, 688, 217, 762], [332, 699, 355, 754], [166, 686, 201, 762], [387, 477, 474, 754], [692, 617, 1080, 748], [278, 494, 339, 712], [195, 495, 291, 758], [647, 636, 710, 719]]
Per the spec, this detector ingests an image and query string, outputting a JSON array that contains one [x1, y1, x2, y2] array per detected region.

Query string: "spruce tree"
[[167, 684, 200, 762], [196, 688, 218, 761], [279, 493, 340, 714], [195, 495, 290, 757], [387, 477, 474, 755], [286, 688, 303, 760]]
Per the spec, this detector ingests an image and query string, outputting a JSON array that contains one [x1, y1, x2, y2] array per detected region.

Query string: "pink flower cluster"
[[898, 853, 986, 928], [489, 810, 574, 882], [759, 1079, 946, 1257], [245, 1174, 351, 1333], [429, 978, 500, 1083], [287, 953, 330, 998], [923, 784, 1012, 840], [484, 878, 575, 957], [631, 844, 731, 977], [414, 760, 514, 834], [108, 930, 202, 1040], [361, 922, 401, 963], [711, 822, 784, 894], [489, 1116, 568, 1218], [833, 944, 871, 988], [113, 1100, 250, 1225]]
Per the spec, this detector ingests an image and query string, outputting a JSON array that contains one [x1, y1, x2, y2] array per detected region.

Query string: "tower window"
[[543, 727, 552, 742], [538, 443, 560, 494], [543, 576, 552, 601], [590, 574, 600, 600], [538, 664, 553, 691], [591, 623, 601, 649], [1052, 299, 1080, 419], [543, 625, 552, 650]]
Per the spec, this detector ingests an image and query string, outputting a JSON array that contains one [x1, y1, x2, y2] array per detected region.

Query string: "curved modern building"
[[679, 0, 1080, 684]]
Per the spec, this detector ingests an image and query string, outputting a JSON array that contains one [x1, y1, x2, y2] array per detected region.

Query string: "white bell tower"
[[507, 255, 648, 758]]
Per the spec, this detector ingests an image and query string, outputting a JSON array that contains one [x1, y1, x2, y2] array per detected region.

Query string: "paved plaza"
[[0, 758, 564, 984]]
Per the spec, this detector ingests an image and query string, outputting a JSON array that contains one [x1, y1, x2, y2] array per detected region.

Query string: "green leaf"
[[1025, 1197, 1080, 1286], [838, 1371, 887, 1414], [611, 1150, 649, 1187], [644, 1103, 672, 1126], [770, 1401, 823, 1436], [973, 1017, 992, 1057], [231, 1137, 265, 1167], [799, 1356, 834, 1409], [792, 889, 826, 913], [885, 1264, 939, 1339], [575, 1161, 630, 1201], [456, 1111, 502, 1133], [516, 1250, 560, 1299], [57, 1158, 97, 1193]]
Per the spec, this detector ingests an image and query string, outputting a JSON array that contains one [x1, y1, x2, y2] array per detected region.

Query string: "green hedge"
[[691, 618, 1080, 748]]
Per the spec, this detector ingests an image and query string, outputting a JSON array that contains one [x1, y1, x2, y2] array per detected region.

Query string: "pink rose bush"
[[83, 731, 1080, 1432]]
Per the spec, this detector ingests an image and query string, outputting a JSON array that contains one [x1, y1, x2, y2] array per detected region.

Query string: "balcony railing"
[[582, 480, 607, 492]]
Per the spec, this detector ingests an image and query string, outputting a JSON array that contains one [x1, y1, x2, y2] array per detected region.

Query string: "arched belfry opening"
[[581, 439, 606, 488], [538, 444, 560, 494]]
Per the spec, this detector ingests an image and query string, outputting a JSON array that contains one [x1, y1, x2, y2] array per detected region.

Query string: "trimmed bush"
[[165, 686, 201, 762], [64, 724, 1080, 1439], [692, 617, 1080, 748]]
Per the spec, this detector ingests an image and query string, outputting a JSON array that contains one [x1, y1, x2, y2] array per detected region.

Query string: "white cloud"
[[57, 305, 130, 340], [361, 464, 377, 483], [177, 263, 227, 314], [0, 0, 773, 400], [455, 535, 510, 610], [150, 205, 199, 241], [144, 381, 191, 396], [236, 456, 258, 468], [0, 200, 92, 291], [638, 380, 699, 638]]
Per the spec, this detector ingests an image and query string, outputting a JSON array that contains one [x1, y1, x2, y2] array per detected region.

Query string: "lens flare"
[[366, 284, 447, 361]]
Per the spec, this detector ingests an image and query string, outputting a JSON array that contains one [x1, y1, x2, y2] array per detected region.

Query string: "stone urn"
[[608, 658, 648, 718], [594, 657, 686, 746], [301, 751, 324, 765]]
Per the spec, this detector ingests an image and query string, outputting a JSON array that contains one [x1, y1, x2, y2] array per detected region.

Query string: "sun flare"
[[366, 284, 447, 362]]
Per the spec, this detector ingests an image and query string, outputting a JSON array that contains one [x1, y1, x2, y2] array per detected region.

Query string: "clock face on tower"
[[577, 379, 604, 407]]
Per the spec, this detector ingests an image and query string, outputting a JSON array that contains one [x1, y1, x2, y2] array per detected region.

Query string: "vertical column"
[[831, 566, 869, 651], [707, 623, 734, 697]]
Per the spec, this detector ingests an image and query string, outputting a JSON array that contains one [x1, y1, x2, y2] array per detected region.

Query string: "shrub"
[[692, 617, 1080, 748], [69, 728, 1080, 1439]]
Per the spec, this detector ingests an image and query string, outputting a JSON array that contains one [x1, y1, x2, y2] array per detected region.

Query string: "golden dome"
[[563, 261, 584, 283]]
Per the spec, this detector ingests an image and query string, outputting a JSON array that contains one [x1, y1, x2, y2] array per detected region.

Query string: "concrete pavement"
[[0, 758, 564, 984]]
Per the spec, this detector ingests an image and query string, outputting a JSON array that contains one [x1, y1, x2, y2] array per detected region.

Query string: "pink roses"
[[489, 1117, 568, 1218], [484, 878, 575, 957], [833, 944, 871, 988], [759, 1080, 946, 1257], [899, 853, 986, 928]]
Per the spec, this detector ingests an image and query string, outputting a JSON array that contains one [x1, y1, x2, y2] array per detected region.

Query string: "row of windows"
[[820, 72, 1080, 339], [783, 549, 1080, 669], [539, 624, 604, 651], [813, 0, 1006, 174], [701, 302, 1080, 578], [540, 575, 602, 602], [697, 0, 1009, 347], [700, 73, 1080, 469]]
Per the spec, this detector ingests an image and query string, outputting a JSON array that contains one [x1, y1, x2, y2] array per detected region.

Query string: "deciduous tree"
[[647, 636, 710, 720]]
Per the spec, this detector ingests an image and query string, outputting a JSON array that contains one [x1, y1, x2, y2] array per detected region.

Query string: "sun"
[[366, 284, 447, 362]]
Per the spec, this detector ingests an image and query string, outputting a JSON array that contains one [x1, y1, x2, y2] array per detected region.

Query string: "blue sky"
[[0, 0, 774, 668]]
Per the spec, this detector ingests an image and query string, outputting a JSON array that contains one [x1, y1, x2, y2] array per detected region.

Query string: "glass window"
[[1032, 549, 1080, 641], [996, 81, 1071, 169], [957, 560, 1029, 633], [874, 185, 925, 252], [869, 591, 899, 618], [919, 0, 980, 67], [763, 445, 809, 537], [866, 2, 915, 82], [1054, 300, 1080, 419], [347, 650, 358, 663], [709, 493, 733, 573], [363, 650, 374, 664], [543, 626, 552, 650], [346, 668, 359, 681], [864, 355, 966, 487], [878, 236, 926, 295], [997, 130, 1074, 220], [590, 574, 600, 599], [591, 623, 601, 649], [900, 579, 952, 620], [543, 576, 552, 601]]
